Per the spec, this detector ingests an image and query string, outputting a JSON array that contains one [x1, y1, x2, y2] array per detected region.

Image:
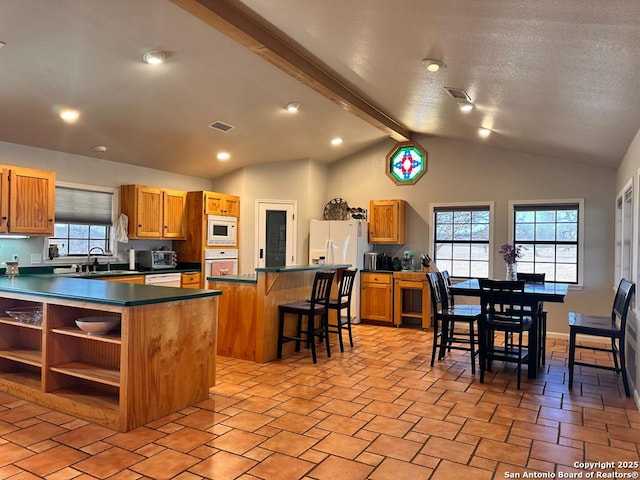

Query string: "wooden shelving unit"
[[0, 290, 217, 432]]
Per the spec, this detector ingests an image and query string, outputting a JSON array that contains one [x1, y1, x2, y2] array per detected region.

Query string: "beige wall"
[[325, 134, 617, 336], [211, 158, 328, 274], [614, 126, 640, 399]]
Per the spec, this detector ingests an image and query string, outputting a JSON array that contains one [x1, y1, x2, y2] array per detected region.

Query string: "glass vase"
[[506, 262, 518, 281]]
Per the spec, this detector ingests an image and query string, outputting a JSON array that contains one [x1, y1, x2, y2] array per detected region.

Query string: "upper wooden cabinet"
[[0, 165, 55, 235], [369, 199, 406, 244], [120, 185, 186, 240], [205, 191, 239, 217]]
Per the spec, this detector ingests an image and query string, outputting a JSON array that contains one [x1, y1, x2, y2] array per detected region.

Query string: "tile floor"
[[0, 323, 639, 480]]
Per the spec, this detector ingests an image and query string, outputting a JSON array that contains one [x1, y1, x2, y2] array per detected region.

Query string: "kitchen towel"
[[115, 213, 129, 243]]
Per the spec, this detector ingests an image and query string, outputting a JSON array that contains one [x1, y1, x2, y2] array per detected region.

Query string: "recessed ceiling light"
[[422, 59, 446, 72], [90, 145, 108, 153], [458, 100, 475, 113], [331, 137, 343, 146], [284, 102, 300, 113], [217, 152, 231, 161], [59, 109, 80, 123], [479, 128, 492, 138], [142, 50, 165, 65]]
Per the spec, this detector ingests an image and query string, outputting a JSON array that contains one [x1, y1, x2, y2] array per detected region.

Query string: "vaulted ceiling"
[[0, 0, 639, 179]]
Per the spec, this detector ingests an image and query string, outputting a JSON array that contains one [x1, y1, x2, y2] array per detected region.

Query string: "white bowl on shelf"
[[75, 316, 120, 335]]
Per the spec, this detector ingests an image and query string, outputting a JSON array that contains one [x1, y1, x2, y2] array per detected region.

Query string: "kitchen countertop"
[[208, 264, 351, 283], [254, 263, 351, 273], [0, 275, 220, 306]]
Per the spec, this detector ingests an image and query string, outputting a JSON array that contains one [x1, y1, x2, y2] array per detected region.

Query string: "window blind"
[[55, 186, 113, 225]]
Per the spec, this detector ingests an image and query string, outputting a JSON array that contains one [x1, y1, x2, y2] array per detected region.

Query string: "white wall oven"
[[205, 249, 238, 278], [207, 215, 237, 246]]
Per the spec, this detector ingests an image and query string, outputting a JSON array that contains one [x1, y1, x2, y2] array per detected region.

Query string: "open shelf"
[[51, 384, 120, 409], [0, 368, 42, 389], [0, 348, 42, 367], [0, 317, 43, 330], [51, 327, 121, 344], [50, 362, 120, 387]]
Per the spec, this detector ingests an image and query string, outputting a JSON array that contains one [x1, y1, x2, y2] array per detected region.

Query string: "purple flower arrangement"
[[499, 243, 524, 264]]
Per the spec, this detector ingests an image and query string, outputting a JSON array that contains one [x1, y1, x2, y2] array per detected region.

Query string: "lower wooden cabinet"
[[100, 275, 145, 284], [360, 272, 393, 324], [181, 272, 201, 289]]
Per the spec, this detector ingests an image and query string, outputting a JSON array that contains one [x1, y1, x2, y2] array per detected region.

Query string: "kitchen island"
[[0, 275, 220, 432], [208, 264, 350, 362]]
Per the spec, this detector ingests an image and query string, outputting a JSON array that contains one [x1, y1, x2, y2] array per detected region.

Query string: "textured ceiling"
[[0, 0, 639, 179]]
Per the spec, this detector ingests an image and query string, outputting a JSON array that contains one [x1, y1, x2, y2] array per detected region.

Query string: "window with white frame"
[[432, 204, 492, 278], [615, 179, 633, 286], [47, 184, 117, 259], [511, 200, 583, 284]]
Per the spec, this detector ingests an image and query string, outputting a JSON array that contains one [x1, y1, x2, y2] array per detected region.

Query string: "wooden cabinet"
[[360, 272, 393, 324], [205, 191, 239, 217], [0, 165, 55, 235], [120, 185, 186, 239], [393, 271, 431, 328], [369, 199, 406, 244], [0, 289, 217, 432], [181, 272, 201, 289], [100, 275, 145, 284]]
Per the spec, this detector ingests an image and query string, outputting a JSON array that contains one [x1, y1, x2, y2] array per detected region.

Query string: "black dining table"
[[450, 278, 569, 378]]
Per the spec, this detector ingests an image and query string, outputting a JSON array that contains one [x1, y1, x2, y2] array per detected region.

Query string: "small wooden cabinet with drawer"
[[181, 272, 201, 289], [360, 272, 393, 324]]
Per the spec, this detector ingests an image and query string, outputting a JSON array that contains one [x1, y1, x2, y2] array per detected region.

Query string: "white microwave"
[[207, 215, 237, 246]]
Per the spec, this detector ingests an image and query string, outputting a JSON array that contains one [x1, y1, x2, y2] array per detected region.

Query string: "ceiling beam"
[[171, 0, 411, 142]]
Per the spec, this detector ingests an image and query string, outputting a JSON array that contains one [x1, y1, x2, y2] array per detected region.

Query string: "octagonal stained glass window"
[[386, 141, 428, 185]]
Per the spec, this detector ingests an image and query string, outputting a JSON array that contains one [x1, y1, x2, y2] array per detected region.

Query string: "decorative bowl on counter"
[[5, 307, 43, 325], [75, 316, 120, 335]]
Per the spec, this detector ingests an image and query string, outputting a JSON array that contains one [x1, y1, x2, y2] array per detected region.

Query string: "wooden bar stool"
[[277, 270, 335, 363]]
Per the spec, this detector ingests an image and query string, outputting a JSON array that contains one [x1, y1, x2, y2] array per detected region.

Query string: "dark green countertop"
[[208, 264, 351, 283], [254, 264, 351, 273], [0, 275, 220, 307], [207, 274, 258, 284]]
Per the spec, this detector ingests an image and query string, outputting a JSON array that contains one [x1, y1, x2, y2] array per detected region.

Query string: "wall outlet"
[[31, 254, 42, 265]]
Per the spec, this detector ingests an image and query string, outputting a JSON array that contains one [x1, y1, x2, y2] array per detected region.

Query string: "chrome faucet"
[[87, 247, 105, 272]]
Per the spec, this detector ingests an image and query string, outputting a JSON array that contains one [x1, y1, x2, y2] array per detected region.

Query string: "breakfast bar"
[[208, 264, 349, 363], [0, 275, 221, 432]]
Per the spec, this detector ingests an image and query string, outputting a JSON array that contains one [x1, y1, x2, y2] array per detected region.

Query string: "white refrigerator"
[[309, 219, 370, 323]]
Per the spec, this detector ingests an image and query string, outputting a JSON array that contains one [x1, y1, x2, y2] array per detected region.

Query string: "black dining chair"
[[478, 279, 538, 389], [568, 278, 635, 397], [516, 272, 548, 367], [426, 271, 481, 373], [326, 268, 358, 352], [277, 270, 335, 363]]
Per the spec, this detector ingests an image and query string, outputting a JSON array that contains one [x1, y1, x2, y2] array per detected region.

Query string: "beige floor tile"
[[156, 427, 215, 453], [367, 434, 422, 461], [130, 449, 199, 479], [73, 446, 144, 478], [15, 445, 87, 477], [370, 457, 433, 479], [2, 326, 640, 479], [430, 459, 493, 480], [189, 450, 257, 480], [247, 452, 314, 480], [260, 430, 318, 456], [208, 429, 266, 454], [314, 414, 366, 435], [314, 432, 370, 459], [309, 455, 374, 480]]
